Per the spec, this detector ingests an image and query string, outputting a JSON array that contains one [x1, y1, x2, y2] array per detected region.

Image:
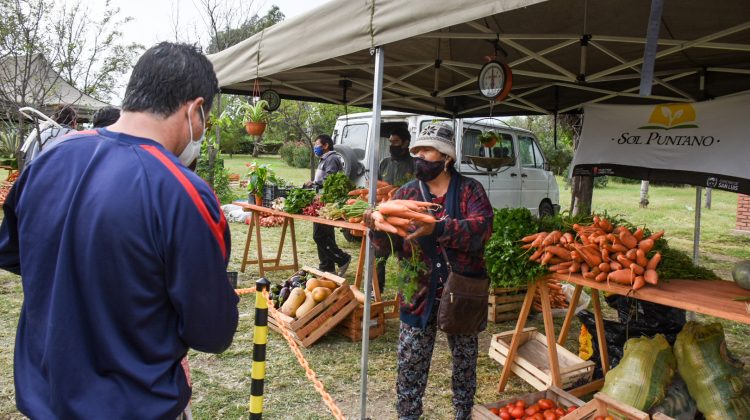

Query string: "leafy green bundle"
[[485, 208, 549, 288], [320, 173, 354, 205], [283, 189, 316, 214]]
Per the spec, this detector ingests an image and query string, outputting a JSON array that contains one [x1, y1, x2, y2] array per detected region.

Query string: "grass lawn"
[[0, 162, 749, 418]]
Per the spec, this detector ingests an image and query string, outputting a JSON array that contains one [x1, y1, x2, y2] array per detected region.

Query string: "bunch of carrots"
[[347, 180, 399, 204], [370, 200, 439, 237], [521, 216, 664, 291], [532, 278, 568, 311]]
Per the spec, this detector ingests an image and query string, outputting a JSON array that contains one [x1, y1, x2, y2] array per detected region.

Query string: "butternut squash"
[[305, 277, 338, 291], [295, 291, 318, 318], [312, 286, 332, 302], [281, 287, 307, 317]]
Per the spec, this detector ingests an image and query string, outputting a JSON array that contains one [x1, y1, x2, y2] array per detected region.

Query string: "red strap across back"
[[140, 145, 227, 259]]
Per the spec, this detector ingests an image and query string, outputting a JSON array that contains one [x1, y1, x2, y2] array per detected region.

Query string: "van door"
[[457, 126, 521, 209], [517, 135, 549, 214]]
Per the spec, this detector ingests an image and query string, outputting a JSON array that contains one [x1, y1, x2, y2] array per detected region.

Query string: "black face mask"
[[389, 145, 410, 160], [414, 157, 444, 182]]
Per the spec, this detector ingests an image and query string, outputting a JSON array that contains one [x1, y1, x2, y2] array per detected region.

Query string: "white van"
[[331, 111, 561, 217]]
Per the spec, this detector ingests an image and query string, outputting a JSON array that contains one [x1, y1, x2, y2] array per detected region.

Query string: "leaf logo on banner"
[[640, 103, 698, 130]]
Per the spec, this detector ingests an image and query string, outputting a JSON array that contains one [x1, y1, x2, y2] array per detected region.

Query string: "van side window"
[[341, 124, 368, 153], [490, 133, 514, 159], [461, 129, 481, 163], [420, 119, 448, 133], [519, 136, 544, 168]]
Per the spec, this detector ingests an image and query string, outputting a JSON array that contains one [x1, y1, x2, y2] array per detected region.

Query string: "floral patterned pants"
[[396, 309, 478, 420]]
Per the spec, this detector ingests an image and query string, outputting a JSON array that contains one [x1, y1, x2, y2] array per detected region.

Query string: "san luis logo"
[[639, 103, 699, 130]]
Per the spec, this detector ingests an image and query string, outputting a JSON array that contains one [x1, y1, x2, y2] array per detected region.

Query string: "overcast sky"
[[81, 0, 330, 103]]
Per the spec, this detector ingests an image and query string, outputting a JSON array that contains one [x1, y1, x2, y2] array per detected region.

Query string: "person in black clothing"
[[304, 135, 352, 276], [92, 106, 121, 128], [375, 126, 415, 293]]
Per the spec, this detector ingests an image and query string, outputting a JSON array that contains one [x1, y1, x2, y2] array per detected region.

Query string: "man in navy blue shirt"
[[0, 42, 239, 418]]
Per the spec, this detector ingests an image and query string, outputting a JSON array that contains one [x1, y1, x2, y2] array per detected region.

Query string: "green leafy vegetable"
[[393, 244, 428, 302], [283, 188, 316, 214], [485, 208, 548, 289], [320, 173, 354, 205]]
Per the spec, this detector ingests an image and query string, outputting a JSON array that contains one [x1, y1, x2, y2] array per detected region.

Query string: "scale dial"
[[260, 89, 281, 111], [478, 61, 508, 99]]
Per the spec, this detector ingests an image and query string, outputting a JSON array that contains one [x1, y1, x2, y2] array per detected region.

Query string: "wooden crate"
[[336, 290, 385, 341], [488, 286, 526, 323], [488, 327, 594, 391], [473, 386, 584, 419], [268, 267, 357, 348], [561, 393, 650, 420]]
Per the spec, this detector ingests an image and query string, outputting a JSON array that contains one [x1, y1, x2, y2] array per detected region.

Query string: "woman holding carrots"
[[365, 123, 493, 420]]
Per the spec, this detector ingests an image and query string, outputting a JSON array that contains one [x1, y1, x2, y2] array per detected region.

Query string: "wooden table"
[[498, 273, 750, 396], [234, 202, 399, 318]]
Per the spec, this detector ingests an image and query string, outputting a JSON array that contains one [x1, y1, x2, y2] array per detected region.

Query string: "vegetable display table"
[[234, 201, 399, 318], [497, 273, 750, 396]]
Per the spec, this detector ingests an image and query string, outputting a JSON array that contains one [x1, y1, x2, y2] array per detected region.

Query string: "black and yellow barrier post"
[[250, 277, 270, 420]]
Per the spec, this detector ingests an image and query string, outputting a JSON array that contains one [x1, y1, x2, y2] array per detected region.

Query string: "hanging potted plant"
[[479, 130, 499, 148], [240, 99, 269, 136]]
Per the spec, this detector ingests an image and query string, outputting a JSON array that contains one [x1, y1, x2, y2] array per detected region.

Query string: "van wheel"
[[333, 145, 364, 180], [539, 201, 554, 218]]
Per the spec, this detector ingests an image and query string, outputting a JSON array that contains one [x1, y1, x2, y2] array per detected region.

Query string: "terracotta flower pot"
[[245, 121, 267, 136], [481, 137, 497, 148]]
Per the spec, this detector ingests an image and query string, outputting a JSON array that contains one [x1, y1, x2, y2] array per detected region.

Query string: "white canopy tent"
[[208, 1, 750, 417]]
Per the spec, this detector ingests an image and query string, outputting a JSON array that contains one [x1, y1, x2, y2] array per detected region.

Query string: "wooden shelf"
[[551, 273, 750, 324]]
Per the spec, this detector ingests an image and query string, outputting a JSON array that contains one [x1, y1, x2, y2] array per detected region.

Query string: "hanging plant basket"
[[481, 137, 498, 148], [245, 121, 267, 136]]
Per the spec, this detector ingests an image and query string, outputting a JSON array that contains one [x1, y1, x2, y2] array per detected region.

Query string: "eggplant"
[[278, 286, 290, 305], [270, 283, 282, 294]]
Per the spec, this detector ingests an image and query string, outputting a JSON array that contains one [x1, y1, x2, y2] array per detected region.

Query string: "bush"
[[196, 142, 236, 204], [540, 142, 573, 176], [279, 141, 311, 168]]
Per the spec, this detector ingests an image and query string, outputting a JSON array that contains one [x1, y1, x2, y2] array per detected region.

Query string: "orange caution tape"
[[236, 287, 345, 419]]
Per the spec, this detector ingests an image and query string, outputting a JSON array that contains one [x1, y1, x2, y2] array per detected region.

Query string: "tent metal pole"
[[360, 45, 384, 420], [693, 186, 702, 264]]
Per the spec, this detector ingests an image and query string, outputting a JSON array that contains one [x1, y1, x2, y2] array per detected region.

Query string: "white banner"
[[572, 92, 750, 194]]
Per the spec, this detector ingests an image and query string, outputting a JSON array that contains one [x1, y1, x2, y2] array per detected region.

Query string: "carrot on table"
[[646, 252, 662, 270], [633, 227, 644, 241], [630, 263, 645, 275], [635, 249, 648, 267], [521, 233, 542, 243], [648, 230, 665, 241], [608, 269, 634, 285], [644, 269, 659, 285], [638, 238, 655, 253], [633, 276, 646, 290]]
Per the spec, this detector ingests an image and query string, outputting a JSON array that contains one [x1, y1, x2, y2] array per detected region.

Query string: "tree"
[[0, 0, 141, 152], [52, 0, 142, 102], [270, 100, 360, 178], [187, 0, 285, 186]]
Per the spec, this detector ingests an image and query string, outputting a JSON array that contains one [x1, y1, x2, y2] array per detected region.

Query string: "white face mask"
[[178, 103, 206, 166]]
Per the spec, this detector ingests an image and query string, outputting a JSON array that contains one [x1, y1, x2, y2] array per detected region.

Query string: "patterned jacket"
[[371, 172, 493, 328]]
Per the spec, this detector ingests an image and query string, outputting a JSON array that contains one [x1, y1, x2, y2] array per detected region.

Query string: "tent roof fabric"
[[0, 54, 110, 121], [209, 0, 750, 117]]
